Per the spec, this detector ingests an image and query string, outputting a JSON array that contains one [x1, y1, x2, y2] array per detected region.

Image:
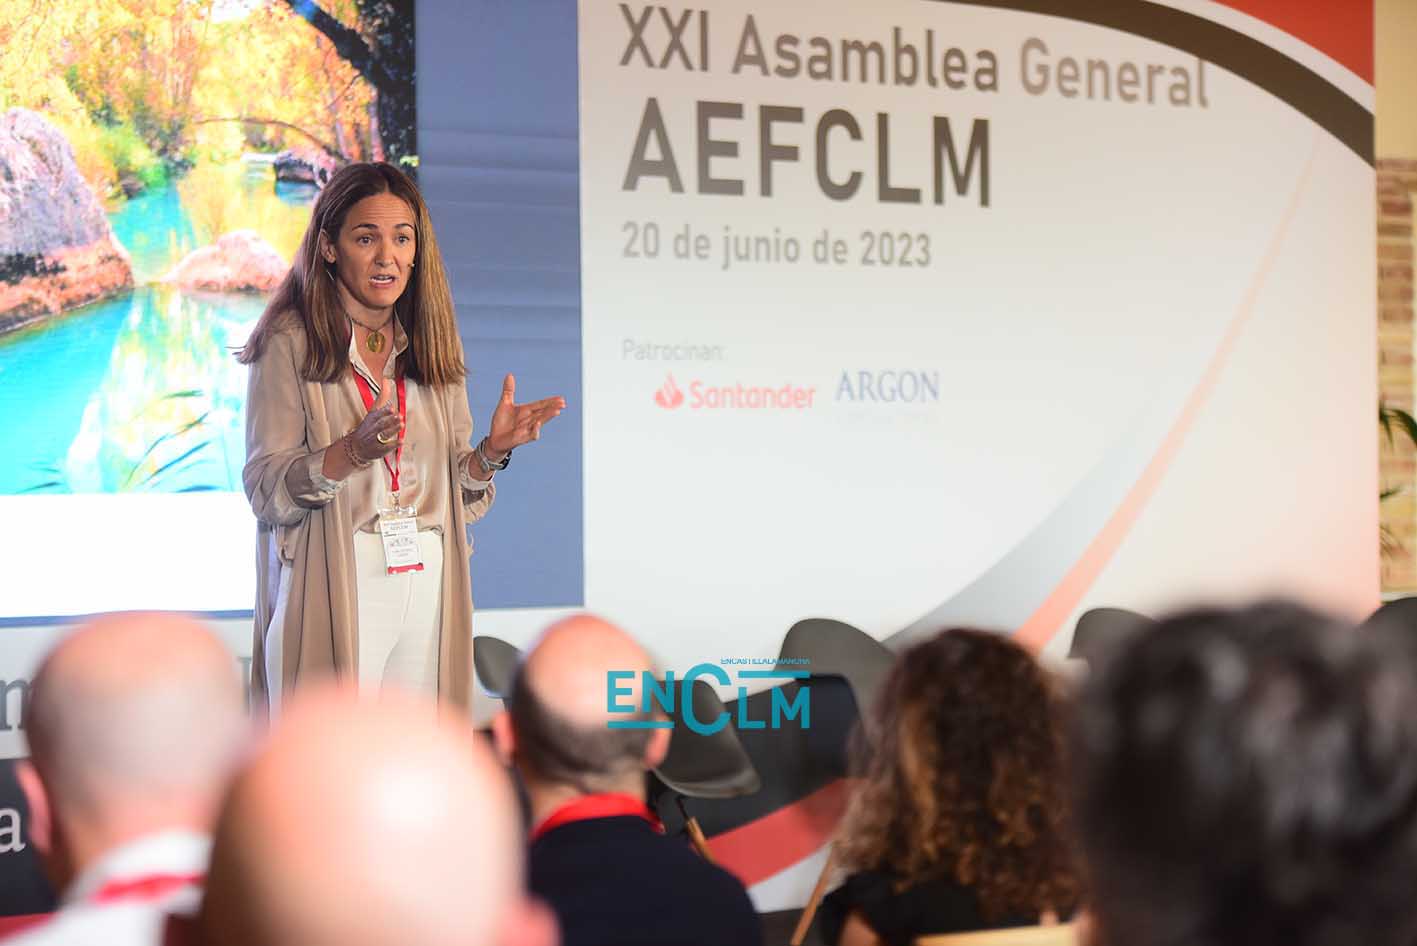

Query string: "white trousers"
[[265, 530, 444, 716]]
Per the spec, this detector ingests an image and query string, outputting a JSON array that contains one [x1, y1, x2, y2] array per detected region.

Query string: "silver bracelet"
[[475, 438, 511, 474]]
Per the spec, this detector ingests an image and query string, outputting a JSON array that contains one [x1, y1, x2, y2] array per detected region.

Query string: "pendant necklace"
[[350, 313, 392, 353]]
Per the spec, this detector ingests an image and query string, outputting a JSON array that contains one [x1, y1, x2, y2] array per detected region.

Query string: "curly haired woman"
[[819, 628, 1081, 946]]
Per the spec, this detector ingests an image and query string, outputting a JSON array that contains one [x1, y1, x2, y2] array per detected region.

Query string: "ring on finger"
[[376, 431, 395, 444]]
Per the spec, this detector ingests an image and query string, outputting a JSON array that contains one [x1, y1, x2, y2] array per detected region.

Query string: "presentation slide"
[[573, 0, 1375, 675], [0, 1, 422, 618]]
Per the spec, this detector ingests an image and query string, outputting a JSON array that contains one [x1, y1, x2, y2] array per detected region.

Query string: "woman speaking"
[[239, 162, 563, 713]]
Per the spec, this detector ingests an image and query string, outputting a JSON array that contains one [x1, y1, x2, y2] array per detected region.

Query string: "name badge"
[[377, 500, 423, 574]]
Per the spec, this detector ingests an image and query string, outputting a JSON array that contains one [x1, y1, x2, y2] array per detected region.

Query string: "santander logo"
[[654, 374, 686, 409], [653, 374, 817, 411]]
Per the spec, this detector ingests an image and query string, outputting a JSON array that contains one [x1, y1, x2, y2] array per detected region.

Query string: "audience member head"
[[1359, 595, 1417, 661], [1071, 600, 1417, 946], [493, 614, 668, 807], [835, 628, 1080, 921], [200, 687, 553, 946], [16, 612, 246, 893]]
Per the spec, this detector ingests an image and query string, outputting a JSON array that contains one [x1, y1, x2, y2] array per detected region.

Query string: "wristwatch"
[[475, 438, 512, 475]]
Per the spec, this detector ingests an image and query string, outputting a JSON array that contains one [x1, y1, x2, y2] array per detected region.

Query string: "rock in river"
[[163, 230, 287, 294], [0, 108, 134, 334]]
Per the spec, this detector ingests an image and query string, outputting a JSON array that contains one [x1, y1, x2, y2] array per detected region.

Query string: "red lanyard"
[[7, 870, 206, 936], [530, 793, 663, 843], [351, 371, 407, 494], [91, 872, 204, 905]]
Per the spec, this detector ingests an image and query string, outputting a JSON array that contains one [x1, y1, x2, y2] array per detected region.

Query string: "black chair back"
[[1069, 607, 1153, 666], [472, 635, 522, 705], [779, 617, 893, 747], [653, 678, 761, 799]]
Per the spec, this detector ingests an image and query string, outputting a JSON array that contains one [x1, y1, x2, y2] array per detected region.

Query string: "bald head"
[[23, 612, 245, 844], [498, 614, 666, 797], [202, 689, 536, 946], [523, 614, 656, 726]]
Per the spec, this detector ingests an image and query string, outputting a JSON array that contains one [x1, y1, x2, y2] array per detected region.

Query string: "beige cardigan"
[[243, 323, 494, 710]]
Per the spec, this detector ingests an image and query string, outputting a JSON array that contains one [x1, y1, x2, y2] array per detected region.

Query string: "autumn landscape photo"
[[0, 0, 414, 494]]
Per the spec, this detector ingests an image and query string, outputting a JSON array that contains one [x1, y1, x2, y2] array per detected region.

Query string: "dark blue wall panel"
[[418, 0, 584, 608]]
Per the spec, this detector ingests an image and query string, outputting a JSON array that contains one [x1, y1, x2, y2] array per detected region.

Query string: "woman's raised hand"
[[485, 374, 566, 457], [350, 381, 402, 462]]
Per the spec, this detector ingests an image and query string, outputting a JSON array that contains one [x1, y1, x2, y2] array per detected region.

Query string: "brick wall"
[[1379, 159, 1417, 590]]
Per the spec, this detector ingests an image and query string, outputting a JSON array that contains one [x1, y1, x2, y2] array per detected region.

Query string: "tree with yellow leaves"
[[0, 0, 411, 200]]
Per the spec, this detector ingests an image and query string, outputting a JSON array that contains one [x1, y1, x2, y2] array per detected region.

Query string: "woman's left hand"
[[485, 374, 567, 457]]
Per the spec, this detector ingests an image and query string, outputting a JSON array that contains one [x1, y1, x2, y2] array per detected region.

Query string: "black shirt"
[[528, 815, 763, 946]]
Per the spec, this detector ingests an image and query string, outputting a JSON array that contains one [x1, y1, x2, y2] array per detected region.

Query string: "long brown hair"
[[237, 162, 465, 385], [835, 629, 1081, 921]]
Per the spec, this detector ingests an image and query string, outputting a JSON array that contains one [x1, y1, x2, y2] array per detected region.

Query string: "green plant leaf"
[[135, 441, 212, 489], [121, 412, 212, 488]]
